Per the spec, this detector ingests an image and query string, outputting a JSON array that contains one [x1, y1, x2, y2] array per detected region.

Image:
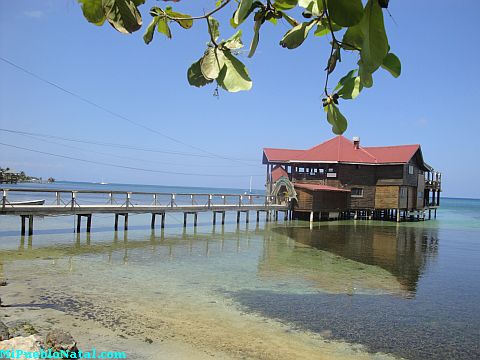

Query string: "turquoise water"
[[0, 182, 479, 359]]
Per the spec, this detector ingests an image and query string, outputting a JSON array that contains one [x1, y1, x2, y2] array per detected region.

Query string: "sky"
[[0, 1, 479, 197]]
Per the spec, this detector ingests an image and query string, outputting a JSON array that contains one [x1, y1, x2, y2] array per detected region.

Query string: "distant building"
[[0, 169, 20, 184], [263, 136, 441, 221]]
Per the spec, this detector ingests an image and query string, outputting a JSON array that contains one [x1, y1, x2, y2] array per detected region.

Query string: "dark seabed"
[[229, 199, 480, 359]]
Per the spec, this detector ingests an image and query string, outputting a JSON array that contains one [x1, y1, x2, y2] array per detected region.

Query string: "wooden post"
[[56, 192, 60, 205], [221, 211, 225, 225], [21, 215, 26, 235], [246, 211, 249, 224], [151, 214, 156, 229], [256, 211, 260, 223], [114, 214, 119, 231], [396, 209, 400, 222], [124, 214, 129, 231], [284, 211, 288, 221], [183, 213, 187, 227], [429, 209, 431, 220], [275, 211, 278, 221], [194, 213, 198, 227], [161, 213, 165, 228], [213, 212, 216, 226], [28, 215, 33, 236], [434, 209, 437, 219], [87, 215, 92, 233], [310, 211, 314, 223], [236, 211, 240, 224], [266, 211, 269, 222], [76, 215, 81, 233], [2, 190, 7, 209]]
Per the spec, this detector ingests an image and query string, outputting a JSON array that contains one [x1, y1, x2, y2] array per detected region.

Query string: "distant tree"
[[77, 0, 400, 134]]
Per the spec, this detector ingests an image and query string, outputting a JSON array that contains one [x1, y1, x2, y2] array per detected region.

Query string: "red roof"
[[272, 165, 289, 182], [294, 183, 350, 192], [262, 148, 304, 162], [263, 136, 421, 165]]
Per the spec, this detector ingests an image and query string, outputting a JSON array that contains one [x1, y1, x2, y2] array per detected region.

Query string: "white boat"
[[9, 199, 45, 206]]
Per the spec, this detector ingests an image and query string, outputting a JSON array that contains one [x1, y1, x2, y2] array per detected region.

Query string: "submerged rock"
[[0, 335, 43, 352], [45, 329, 78, 353], [0, 321, 9, 341], [7, 321, 38, 337]]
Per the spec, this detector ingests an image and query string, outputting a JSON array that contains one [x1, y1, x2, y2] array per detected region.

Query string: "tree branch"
[[163, 0, 232, 21]]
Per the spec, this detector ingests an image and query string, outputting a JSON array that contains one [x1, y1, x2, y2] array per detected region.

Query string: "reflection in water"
[[271, 223, 439, 294], [0, 224, 265, 265]]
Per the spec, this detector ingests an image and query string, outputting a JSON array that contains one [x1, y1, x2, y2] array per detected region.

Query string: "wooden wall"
[[296, 188, 313, 211], [337, 164, 376, 185], [294, 188, 349, 212], [407, 186, 416, 210], [416, 174, 425, 209], [376, 164, 404, 180], [344, 185, 375, 209], [375, 186, 399, 209]]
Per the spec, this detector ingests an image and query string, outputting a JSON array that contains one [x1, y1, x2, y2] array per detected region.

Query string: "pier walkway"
[[1, 188, 289, 235]]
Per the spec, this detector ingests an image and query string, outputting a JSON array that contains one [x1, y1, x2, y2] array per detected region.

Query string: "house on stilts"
[[263, 136, 441, 222]]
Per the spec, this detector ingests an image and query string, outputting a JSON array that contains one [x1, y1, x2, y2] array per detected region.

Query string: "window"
[[408, 165, 414, 175], [351, 188, 363, 197], [400, 188, 407, 198]]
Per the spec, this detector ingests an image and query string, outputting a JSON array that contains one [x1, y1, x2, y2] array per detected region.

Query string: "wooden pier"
[[1, 188, 288, 235]]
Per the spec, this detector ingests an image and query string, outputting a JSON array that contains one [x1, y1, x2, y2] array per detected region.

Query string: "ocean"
[[0, 181, 479, 359]]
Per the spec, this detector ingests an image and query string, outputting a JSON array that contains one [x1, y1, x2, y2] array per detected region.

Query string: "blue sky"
[[0, 1, 479, 197]]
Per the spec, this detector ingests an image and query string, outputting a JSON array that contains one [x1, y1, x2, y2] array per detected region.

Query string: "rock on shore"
[[0, 322, 78, 358], [0, 334, 44, 352]]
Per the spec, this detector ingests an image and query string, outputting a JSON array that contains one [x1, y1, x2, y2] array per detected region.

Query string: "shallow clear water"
[[0, 182, 479, 359]]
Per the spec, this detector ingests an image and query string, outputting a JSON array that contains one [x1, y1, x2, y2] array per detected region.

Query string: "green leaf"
[[358, 60, 373, 87], [342, 23, 363, 50], [281, 12, 299, 27], [164, 7, 193, 29], [233, 0, 253, 26], [187, 59, 214, 88], [78, 0, 105, 25], [299, 0, 323, 16], [208, 17, 220, 42], [381, 52, 401, 78], [327, 0, 363, 27], [360, 0, 388, 73], [273, 0, 298, 10], [279, 20, 316, 49], [248, 18, 262, 58], [131, 0, 145, 5], [102, 0, 142, 34], [337, 75, 362, 99], [222, 30, 244, 50], [157, 17, 171, 38], [201, 48, 226, 80], [325, 103, 348, 135], [314, 18, 342, 37], [334, 69, 356, 91], [217, 51, 253, 92], [143, 16, 159, 44]]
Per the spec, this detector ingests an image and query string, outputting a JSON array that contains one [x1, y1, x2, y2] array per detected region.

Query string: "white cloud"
[[24, 10, 44, 18]]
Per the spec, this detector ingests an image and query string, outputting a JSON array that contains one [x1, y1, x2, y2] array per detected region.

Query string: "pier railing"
[[1, 188, 280, 211], [1, 188, 289, 235]]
